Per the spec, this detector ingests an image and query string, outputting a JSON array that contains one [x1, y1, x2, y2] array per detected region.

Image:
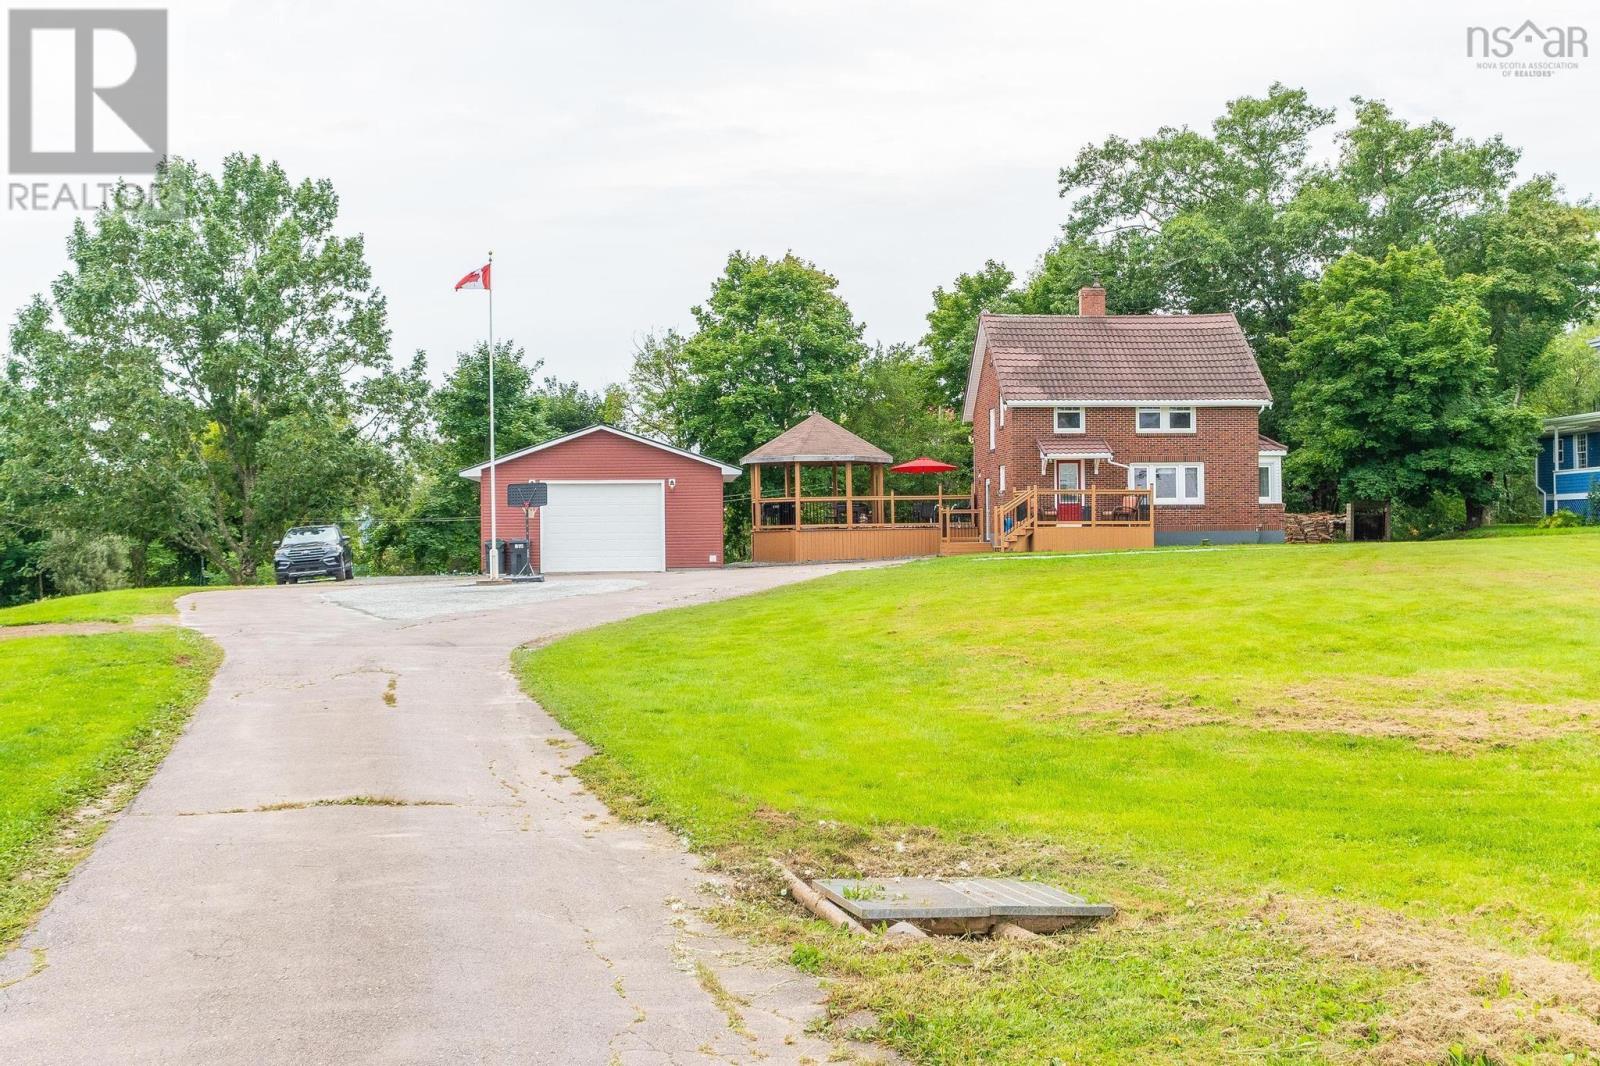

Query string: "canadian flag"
[[454, 263, 492, 291]]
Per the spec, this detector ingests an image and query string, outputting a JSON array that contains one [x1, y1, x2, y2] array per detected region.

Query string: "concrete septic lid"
[[813, 877, 1115, 922]]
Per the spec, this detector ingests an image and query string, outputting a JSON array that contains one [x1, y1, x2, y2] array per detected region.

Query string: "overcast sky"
[[2, 0, 1597, 391]]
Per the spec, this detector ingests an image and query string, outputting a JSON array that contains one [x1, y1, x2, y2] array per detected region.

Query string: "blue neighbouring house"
[[1538, 411, 1600, 517]]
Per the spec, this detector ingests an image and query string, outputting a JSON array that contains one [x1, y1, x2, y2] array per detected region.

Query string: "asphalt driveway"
[[0, 567, 878, 1065]]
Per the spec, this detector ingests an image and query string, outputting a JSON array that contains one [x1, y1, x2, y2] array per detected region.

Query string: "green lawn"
[[0, 611, 220, 950], [0, 585, 210, 626], [518, 538, 1600, 1063]]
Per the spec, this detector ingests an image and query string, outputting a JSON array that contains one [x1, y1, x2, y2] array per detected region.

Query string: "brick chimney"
[[1078, 280, 1106, 317]]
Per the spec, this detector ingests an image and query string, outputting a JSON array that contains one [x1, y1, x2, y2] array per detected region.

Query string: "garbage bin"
[[482, 539, 509, 576], [507, 539, 531, 579]]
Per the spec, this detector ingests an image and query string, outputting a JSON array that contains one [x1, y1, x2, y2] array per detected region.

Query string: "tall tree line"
[[5, 84, 1597, 599], [921, 84, 1600, 518]]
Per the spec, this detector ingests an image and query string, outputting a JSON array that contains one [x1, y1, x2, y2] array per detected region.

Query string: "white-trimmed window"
[[1258, 454, 1282, 504], [1053, 406, 1084, 434], [1579, 435, 1590, 470], [1135, 407, 1196, 433], [989, 409, 996, 451], [1129, 462, 1204, 505], [998, 464, 1006, 492]]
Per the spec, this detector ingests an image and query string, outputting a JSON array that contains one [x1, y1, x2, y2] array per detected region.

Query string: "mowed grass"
[[0, 622, 220, 950], [518, 538, 1600, 1062], [0, 586, 204, 626]]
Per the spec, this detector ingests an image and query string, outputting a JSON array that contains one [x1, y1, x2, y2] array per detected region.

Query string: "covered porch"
[[742, 414, 979, 563], [1004, 436, 1156, 551]]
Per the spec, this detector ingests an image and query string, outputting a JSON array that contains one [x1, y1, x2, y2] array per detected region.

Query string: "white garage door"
[[540, 481, 666, 573]]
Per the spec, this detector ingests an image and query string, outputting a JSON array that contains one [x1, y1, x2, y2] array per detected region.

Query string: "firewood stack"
[[1284, 512, 1338, 544]]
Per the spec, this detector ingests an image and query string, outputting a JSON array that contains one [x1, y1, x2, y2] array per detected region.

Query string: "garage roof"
[[459, 425, 742, 482]]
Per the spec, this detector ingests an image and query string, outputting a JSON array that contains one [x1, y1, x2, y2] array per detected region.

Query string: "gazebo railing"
[[755, 492, 972, 530]]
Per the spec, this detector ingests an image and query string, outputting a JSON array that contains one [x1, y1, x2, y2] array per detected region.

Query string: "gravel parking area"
[[319, 576, 646, 622]]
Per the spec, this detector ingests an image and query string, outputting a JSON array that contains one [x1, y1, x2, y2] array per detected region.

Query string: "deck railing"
[[992, 487, 1155, 549], [939, 506, 982, 543], [1035, 488, 1154, 526], [755, 491, 972, 531]]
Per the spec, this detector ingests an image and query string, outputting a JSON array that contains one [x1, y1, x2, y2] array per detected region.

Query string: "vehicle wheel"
[[275, 577, 287, 586], [343, 564, 354, 581], [287, 577, 298, 584]]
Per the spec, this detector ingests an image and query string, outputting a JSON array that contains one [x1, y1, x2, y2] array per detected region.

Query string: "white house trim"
[[1052, 406, 1086, 434], [1128, 462, 1205, 506], [1006, 399, 1269, 409], [961, 320, 992, 421], [459, 424, 741, 481], [1257, 452, 1283, 505], [1542, 411, 1600, 433], [1134, 406, 1197, 434]]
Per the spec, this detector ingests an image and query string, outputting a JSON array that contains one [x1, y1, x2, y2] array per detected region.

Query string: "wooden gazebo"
[[741, 413, 977, 563]]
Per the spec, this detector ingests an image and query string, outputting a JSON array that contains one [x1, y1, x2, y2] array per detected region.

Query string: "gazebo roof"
[[740, 413, 893, 466]]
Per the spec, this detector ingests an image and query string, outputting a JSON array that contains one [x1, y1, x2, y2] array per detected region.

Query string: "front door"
[[1055, 461, 1084, 522]]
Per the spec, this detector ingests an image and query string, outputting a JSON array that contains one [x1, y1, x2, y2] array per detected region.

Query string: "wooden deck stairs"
[[994, 487, 1038, 552]]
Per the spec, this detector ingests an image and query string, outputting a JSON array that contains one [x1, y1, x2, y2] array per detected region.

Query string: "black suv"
[[273, 525, 354, 584]]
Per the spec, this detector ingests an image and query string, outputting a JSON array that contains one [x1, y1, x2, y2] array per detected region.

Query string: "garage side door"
[[541, 482, 666, 573]]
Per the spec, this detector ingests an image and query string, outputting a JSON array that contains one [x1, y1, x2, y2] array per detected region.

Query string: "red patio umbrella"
[[888, 456, 959, 474]]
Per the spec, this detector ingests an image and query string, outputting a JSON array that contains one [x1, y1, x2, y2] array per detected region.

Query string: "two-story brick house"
[[962, 284, 1286, 546]]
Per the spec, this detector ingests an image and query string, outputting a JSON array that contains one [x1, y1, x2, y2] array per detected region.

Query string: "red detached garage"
[[459, 425, 741, 573]]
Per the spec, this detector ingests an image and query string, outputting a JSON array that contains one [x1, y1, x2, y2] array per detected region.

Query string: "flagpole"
[[487, 250, 498, 579]]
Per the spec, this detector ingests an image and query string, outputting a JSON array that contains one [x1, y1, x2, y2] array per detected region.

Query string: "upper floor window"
[[1136, 407, 1196, 433], [1053, 407, 1084, 433], [989, 409, 996, 451]]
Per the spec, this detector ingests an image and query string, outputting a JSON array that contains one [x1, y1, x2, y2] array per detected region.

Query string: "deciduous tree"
[[675, 251, 869, 466], [6, 155, 427, 583], [1284, 246, 1536, 521]]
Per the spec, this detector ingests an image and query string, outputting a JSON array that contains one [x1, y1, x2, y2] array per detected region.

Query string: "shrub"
[[36, 530, 131, 595], [1538, 508, 1582, 529], [1587, 482, 1600, 524]]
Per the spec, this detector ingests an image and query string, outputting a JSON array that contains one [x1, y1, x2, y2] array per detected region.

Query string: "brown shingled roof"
[[1258, 433, 1288, 452], [969, 313, 1272, 416], [740, 413, 893, 465], [1037, 435, 1114, 459]]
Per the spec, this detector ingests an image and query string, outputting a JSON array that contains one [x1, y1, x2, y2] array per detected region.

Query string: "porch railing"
[[1035, 488, 1153, 526], [992, 486, 1155, 549]]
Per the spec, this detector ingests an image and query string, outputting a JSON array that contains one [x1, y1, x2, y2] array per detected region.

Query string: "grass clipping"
[[1261, 896, 1600, 1063]]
